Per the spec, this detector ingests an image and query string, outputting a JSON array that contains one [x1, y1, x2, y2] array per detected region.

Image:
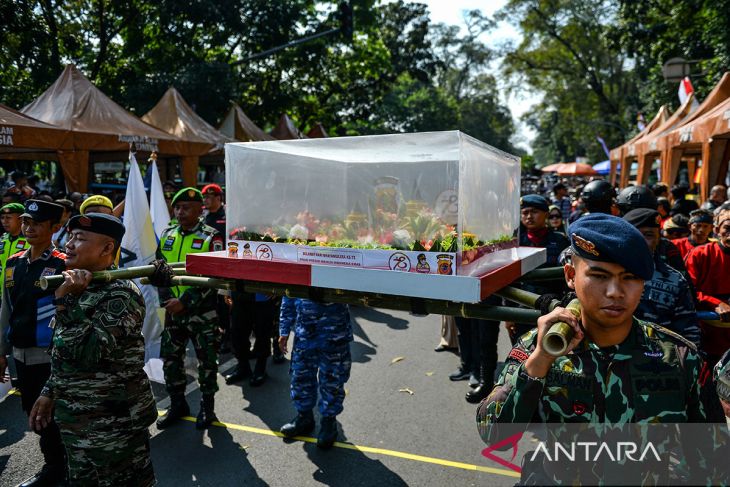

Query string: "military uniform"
[[157, 218, 223, 397], [635, 258, 700, 347], [622, 208, 701, 347], [0, 200, 67, 483], [280, 297, 353, 418], [478, 214, 711, 485], [42, 278, 157, 486], [156, 188, 223, 428]]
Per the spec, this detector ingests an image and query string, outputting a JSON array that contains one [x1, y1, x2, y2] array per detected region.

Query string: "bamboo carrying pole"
[[39, 262, 186, 290]]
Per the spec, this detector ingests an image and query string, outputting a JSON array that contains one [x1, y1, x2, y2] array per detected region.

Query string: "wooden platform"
[[186, 247, 546, 304]]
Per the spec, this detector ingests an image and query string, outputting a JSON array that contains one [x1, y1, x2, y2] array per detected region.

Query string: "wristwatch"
[[52, 294, 77, 307]]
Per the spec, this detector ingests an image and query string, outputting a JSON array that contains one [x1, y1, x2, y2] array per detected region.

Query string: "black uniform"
[[204, 206, 226, 237], [0, 246, 67, 473], [204, 205, 231, 346], [509, 228, 570, 343]]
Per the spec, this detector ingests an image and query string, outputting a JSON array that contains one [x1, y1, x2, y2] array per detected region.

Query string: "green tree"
[[498, 0, 638, 165], [611, 0, 730, 117]]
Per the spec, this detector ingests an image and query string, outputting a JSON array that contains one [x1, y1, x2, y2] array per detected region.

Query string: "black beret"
[[520, 194, 550, 212], [568, 214, 654, 280], [171, 187, 203, 205], [20, 199, 64, 222], [67, 213, 126, 244], [623, 208, 662, 229]]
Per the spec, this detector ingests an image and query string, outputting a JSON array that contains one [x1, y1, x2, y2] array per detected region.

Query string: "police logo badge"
[[162, 236, 175, 251], [572, 233, 600, 256], [28, 202, 39, 211], [41, 267, 57, 277]]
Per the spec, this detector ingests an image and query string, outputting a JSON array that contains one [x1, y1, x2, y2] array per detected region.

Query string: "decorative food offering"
[[225, 131, 520, 276]]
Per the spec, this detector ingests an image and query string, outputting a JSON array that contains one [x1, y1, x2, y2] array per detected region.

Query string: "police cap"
[[623, 208, 662, 229], [616, 185, 658, 214], [1, 203, 24, 215], [520, 194, 550, 212], [67, 213, 126, 244], [20, 199, 64, 222], [80, 194, 114, 214], [568, 213, 654, 280], [172, 187, 203, 206]]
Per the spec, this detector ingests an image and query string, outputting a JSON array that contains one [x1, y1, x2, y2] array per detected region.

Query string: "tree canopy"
[[497, 0, 730, 166], [0, 0, 519, 154]]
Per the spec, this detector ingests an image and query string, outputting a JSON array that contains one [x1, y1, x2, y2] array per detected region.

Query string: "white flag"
[[149, 159, 170, 238], [120, 152, 164, 380]]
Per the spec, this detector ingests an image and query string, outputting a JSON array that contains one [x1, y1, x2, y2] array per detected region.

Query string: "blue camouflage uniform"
[[279, 297, 353, 417], [635, 258, 701, 347]]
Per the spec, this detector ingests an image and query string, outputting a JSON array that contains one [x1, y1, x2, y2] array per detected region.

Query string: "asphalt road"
[[0, 308, 517, 486]]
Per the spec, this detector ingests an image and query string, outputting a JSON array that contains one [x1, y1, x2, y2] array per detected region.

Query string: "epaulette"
[[200, 224, 221, 237], [643, 320, 697, 352], [516, 327, 539, 351]]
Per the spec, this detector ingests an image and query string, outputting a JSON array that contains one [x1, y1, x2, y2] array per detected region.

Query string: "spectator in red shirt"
[[685, 208, 730, 364], [674, 209, 715, 259]]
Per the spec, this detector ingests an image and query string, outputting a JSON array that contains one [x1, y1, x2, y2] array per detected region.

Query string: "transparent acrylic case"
[[225, 131, 520, 276]]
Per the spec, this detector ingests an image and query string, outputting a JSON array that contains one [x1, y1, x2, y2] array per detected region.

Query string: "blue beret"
[[568, 214, 654, 280], [521, 194, 549, 212]]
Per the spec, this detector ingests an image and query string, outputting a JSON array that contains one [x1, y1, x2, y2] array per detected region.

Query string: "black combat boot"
[[224, 361, 252, 385], [271, 342, 286, 364], [316, 416, 338, 449], [196, 394, 218, 429], [156, 395, 190, 429], [280, 410, 315, 438], [18, 464, 65, 487], [249, 357, 267, 387], [465, 363, 495, 404]]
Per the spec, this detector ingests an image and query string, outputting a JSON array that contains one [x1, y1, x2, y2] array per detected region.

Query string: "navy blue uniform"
[[280, 297, 353, 417], [635, 258, 700, 347]]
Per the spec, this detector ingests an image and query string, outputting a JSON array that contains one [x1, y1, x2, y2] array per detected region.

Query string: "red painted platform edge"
[[186, 253, 312, 286], [478, 260, 522, 300]]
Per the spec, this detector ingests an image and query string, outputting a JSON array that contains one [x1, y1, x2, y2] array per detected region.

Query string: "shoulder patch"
[[508, 348, 530, 363], [643, 321, 697, 352]]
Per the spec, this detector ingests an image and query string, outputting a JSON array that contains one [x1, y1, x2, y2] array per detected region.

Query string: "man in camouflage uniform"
[[30, 213, 157, 486], [623, 208, 700, 346], [278, 297, 353, 449], [155, 187, 224, 430], [477, 214, 707, 484], [714, 348, 730, 419]]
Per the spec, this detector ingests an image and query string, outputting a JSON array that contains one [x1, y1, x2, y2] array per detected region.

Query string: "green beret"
[[67, 213, 126, 243], [1, 203, 24, 215], [172, 187, 203, 205]]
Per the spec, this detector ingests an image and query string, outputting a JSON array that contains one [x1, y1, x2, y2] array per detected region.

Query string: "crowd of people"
[[467, 176, 730, 483], [2, 164, 730, 485], [1, 179, 354, 486]]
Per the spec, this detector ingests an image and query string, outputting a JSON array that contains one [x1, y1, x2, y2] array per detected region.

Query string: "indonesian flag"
[[678, 77, 695, 105]]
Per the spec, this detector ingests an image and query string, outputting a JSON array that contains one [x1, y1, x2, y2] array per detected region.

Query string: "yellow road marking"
[[157, 411, 519, 478]]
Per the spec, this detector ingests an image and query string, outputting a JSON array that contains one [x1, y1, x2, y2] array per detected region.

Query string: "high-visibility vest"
[[0, 233, 28, 295], [159, 223, 220, 297]]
